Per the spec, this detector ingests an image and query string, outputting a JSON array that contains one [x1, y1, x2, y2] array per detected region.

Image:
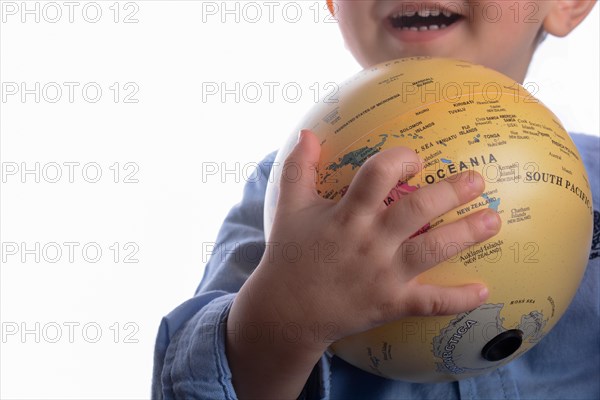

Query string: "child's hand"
[[255, 128, 497, 340], [227, 129, 500, 399]]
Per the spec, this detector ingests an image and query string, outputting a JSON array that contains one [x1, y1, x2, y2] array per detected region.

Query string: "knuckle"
[[423, 294, 452, 316], [449, 180, 465, 203], [331, 206, 355, 228], [464, 214, 486, 241], [366, 276, 400, 324], [420, 234, 444, 263], [372, 291, 401, 325], [374, 299, 398, 325], [397, 242, 417, 266], [402, 289, 453, 317], [408, 192, 435, 218], [357, 239, 376, 257], [361, 156, 395, 184], [281, 158, 302, 183], [283, 151, 300, 167], [424, 231, 444, 251]]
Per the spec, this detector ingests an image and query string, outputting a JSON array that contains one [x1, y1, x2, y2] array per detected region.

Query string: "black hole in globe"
[[481, 329, 524, 362]]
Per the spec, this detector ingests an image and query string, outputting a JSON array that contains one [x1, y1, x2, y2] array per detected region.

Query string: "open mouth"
[[389, 8, 463, 31]]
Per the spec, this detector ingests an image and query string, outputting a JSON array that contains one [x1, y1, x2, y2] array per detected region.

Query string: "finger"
[[278, 129, 322, 208], [338, 146, 421, 217], [398, 282, 489, 317], [396, 209, 501, 279], [382, 170, 485, 240]]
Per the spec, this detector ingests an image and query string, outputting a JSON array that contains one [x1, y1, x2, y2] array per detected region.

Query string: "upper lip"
[[385, 1, 465, 19]]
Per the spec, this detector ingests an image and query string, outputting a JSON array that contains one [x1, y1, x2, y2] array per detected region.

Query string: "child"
[[153, 1, 599, 399]]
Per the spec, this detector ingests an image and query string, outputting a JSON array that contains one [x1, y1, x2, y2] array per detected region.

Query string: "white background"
[[0, 1, 598, 398]]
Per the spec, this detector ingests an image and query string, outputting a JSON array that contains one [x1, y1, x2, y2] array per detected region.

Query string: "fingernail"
[[479, 287, 489, 301], [483, 210, 500, 231], [298, 129, 309, 143]]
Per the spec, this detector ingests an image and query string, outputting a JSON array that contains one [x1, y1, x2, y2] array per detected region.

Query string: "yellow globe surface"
[[264, 57, 594, 382]]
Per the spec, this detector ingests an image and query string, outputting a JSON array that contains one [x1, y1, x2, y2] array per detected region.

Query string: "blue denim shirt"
[[152, 133, 600, 400]]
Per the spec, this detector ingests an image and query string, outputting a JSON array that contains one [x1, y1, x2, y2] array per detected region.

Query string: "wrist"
[[227, 278, 331, 357], [226, 285, 327, 399]]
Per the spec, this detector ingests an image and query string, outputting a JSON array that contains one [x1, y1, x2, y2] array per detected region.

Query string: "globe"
[[263, 57, 594, 382]]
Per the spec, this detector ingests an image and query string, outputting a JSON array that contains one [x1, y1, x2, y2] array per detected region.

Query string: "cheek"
[[336, 7, 384, 67], [474, 16, 541, 56], [337, 19, 365, 61], [334, 0, 382, 59], [482, 3, 544, 43]]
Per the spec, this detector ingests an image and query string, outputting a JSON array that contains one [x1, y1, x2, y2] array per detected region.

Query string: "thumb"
[[278, 129, 322, 209]]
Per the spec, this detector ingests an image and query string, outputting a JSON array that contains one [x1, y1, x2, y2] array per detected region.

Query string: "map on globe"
[[432, 303, 548, 375], [265, 57, 594, 382]]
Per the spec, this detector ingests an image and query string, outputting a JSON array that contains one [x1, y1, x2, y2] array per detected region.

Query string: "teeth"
[[390, 7, 459, 31], [391, 8, 456, 18], [401, 24, 445, 31]]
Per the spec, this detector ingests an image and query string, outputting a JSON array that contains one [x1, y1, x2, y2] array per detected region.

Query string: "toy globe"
[[263, 57, 594, 382]]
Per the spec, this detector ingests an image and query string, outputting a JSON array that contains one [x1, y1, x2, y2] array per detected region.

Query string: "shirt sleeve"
[[152, 152, 275, 399]]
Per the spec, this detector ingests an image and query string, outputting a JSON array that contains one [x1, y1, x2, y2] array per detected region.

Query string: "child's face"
[[334, 0, 559, 82]]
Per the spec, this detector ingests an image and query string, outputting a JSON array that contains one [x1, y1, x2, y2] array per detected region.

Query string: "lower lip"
[[384, 17, 463, 43]]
